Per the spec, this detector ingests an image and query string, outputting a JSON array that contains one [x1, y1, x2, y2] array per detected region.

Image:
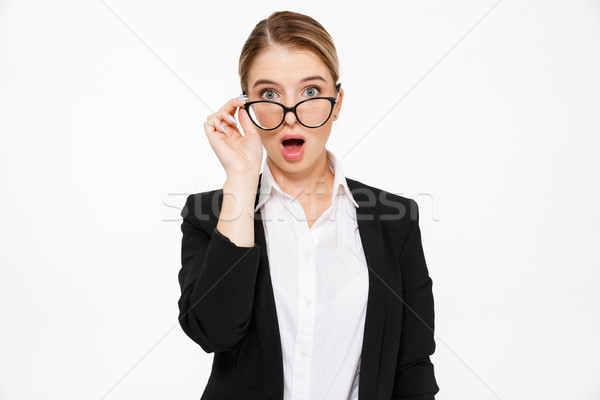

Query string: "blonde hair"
[[238, 11, 341, 95]]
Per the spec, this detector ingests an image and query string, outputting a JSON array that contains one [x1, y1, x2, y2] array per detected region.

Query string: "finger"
[[203, 120, 216, 135], [207, 107, 242, 134], [218, 95, 250, 115], [205, 113, 230, 133], [205, 118, 226, 135], [214, 111, 243, 139], [214, 119, 242, 138], [237, 106, 260, 137], [219, 110, 240, 127]]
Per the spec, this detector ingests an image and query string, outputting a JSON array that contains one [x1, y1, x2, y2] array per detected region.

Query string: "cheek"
[[259, 134, 280, 153], [257, 131, 271, 143], [312, 126, 332, 145]]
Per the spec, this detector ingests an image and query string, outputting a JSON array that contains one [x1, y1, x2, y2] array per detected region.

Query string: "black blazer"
[[178, 173, 439, 400]]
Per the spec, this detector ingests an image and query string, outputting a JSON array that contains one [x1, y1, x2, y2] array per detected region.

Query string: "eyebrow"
[[252, 75, 327, 89]]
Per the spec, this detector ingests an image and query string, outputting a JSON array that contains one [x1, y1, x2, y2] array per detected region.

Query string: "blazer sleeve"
[[177, 193, 261, 353], [392, 199, 440, 399]]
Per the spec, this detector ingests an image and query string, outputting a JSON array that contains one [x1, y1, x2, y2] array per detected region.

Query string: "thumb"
[[238, 107, 259, 137]]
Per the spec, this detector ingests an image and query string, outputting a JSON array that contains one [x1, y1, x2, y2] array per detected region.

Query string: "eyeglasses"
[[243, 82, 341, 130]]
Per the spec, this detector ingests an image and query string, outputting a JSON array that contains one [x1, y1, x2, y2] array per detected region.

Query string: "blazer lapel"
[[252, 173, 285, 400], [250, 174, 389, 400], [346, 178, 389, 400]]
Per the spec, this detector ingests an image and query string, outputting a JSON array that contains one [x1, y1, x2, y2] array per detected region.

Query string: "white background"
[[1, 0, 599, 399]]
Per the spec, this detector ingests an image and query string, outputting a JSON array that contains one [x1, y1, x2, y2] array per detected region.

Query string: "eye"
[[303, 85, 321, 97], [258, 88, 278, 101]]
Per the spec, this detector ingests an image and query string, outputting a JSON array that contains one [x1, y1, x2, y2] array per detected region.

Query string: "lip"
[[280, 133, 306, 144], [280, 134, 305, 161]]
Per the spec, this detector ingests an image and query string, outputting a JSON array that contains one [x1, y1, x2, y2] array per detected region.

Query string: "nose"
[[283, 108, 298, 126]]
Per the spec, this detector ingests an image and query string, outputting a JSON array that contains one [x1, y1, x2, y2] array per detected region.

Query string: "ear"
[[334, 88, 344, 120]]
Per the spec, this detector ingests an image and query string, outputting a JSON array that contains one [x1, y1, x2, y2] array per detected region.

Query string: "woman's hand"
[[204, 95, 263, 179]]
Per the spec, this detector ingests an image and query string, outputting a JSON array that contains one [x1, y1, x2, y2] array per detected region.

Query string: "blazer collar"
[[254, 149, 359, 212], [251, 174, 390, 400]]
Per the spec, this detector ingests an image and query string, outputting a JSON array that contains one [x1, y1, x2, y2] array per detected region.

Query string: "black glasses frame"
[[242, 82, 342, 131]]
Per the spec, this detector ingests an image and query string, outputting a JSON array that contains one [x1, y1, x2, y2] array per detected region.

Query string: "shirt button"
[[304, 298, 312, 305], [303, 251, 311, 260], [301, 350, 308, 357]]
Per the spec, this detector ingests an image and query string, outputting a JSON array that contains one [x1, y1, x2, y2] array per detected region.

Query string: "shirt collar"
[[254, 149, 359, 212]]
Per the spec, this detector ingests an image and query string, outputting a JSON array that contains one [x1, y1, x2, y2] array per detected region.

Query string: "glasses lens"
[[248, 102, 284, 129], [296, 99, 332, 127]]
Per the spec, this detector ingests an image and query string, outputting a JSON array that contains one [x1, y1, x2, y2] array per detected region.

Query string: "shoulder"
[[181, 188, 225, 227], [345, 177, 419, 222]]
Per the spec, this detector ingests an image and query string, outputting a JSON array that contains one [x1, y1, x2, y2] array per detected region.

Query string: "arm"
[[392, 199, 440, 399], [177, 189, 261, 353]]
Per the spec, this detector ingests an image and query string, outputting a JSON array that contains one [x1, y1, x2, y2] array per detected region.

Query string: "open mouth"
[[281, 138, 305, 150], [280, 137, 305, 160]]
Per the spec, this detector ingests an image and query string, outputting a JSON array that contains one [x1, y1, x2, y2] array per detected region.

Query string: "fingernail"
[[238, 94, 249, 100], [228, 115, 238, 125], [220, 122, 227, 134]]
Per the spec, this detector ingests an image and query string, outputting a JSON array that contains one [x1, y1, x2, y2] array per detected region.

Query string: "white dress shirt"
[[255, 149, 369, 400]]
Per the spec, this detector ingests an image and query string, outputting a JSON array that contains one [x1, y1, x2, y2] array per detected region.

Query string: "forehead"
[[248, 46, 331, 87]]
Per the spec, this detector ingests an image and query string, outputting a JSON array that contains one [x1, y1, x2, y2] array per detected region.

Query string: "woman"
[[178, 10, 439, 400]]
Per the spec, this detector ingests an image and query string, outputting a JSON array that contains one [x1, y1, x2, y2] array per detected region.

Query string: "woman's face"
[[245, 45, 344, 174]]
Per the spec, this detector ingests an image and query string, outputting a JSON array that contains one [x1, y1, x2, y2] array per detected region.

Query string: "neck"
[[267, 150, 335, 202]]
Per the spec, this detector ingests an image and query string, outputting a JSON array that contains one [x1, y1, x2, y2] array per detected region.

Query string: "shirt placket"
[[290, 203, 317, 400]]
